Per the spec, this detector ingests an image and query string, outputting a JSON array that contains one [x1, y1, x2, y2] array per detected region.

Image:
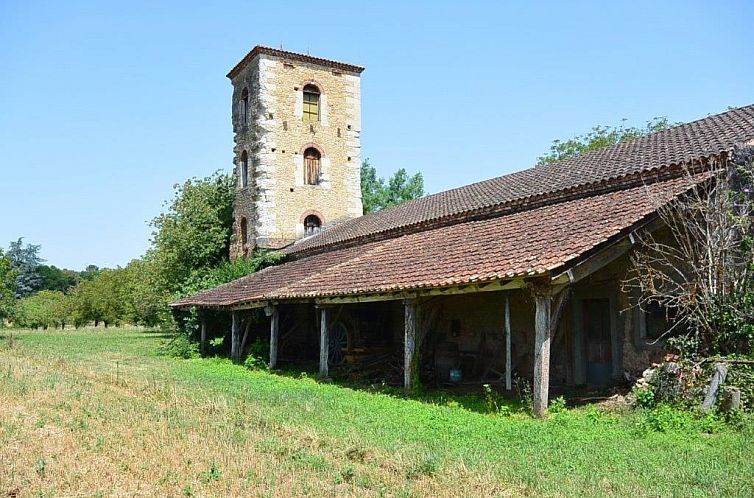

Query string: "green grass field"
[[1, 329, 752, 497]]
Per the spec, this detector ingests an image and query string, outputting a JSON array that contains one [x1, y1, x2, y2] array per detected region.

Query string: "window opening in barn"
[[644, 301, 672, 340], [303, 84, 320, 122], [303, 147, 321, 185]]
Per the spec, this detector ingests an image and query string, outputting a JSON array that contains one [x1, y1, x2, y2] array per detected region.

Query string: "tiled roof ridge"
[[171, 175, 706, 309], [285, 103, 754, 258], [286, 158, 716, 260], [227, 45, 365, 79]]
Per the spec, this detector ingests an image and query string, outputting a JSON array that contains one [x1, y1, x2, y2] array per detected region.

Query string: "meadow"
[[1, 329, 752, 497]]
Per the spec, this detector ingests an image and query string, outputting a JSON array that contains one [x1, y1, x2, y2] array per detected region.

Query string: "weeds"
[[514, 375, 533, 415], [549, 396, 567, 414], [200, 462, 222, 483], [405, 453, 440, 480], [35, 458, 46, 479]]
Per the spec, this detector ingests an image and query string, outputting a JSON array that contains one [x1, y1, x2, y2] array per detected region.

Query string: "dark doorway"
[[582, 299, 612, 385]]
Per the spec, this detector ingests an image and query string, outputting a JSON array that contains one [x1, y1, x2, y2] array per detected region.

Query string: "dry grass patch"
[[0, 338, 516, 497]]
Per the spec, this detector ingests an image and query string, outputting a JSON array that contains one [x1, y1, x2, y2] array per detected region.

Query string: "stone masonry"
[[228, 46, 364, 258]]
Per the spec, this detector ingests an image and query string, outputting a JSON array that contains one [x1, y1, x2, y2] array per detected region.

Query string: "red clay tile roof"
[[227, 46, 365, 79], [172, 176, 701, 309], [286, 104, 754, 257]]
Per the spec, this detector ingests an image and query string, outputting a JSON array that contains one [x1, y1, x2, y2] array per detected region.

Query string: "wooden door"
[[582, 299, 612, 385]]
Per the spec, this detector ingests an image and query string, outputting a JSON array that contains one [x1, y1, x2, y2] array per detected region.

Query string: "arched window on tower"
[[240, 217, 249, 257], [303, 147, 320, 185], [303, 84, 320, 122], [304, 214, 322, 236], [240, 88, 249, 126], [240, 151, 248, 189]]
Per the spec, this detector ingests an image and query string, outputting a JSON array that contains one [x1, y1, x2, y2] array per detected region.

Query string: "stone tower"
[[227, 46, 364, 258]]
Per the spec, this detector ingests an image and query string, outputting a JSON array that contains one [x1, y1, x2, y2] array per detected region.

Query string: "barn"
[[172, 104, 754, 417]]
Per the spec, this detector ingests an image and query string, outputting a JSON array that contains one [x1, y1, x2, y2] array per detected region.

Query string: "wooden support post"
[[533, 291, 551, 418], [231, 311, 241, 363], [404, 299, 418, 390], [505, 295, 512, 391], [319, 307, 330, 379], [200, 317, 207, 357], [268, 306, 279, 370]]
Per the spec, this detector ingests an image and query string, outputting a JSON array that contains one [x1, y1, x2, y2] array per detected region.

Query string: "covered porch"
[[175, 178, 693, 417], [194, 247, 645, 419]]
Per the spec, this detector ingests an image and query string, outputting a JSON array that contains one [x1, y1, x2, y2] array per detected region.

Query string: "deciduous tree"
[[360, 160, 425, 214], [0, 250, 16, 322], [537, 117, 674, 166], [149, 172, 234, 294]]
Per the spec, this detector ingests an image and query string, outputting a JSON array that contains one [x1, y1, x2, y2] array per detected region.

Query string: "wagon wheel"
[[329, 321, 348, 366]]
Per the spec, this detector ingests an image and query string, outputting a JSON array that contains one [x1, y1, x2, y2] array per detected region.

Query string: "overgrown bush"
[[631, 357, 754, 418], [643, 404, 692, 432], [160, 334, 199, 359]]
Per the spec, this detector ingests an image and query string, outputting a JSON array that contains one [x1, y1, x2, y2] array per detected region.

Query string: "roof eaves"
[[227, 45, 365, 79]]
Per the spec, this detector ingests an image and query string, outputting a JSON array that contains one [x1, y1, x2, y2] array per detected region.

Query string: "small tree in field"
[[0, 250, 17, 323], [624, 145, 754, 355]]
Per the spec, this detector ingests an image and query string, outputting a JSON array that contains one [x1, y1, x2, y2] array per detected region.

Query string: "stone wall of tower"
[[229, 53, 363, 259]]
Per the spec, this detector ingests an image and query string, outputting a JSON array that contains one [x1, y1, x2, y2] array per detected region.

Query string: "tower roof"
[[227, 45, 365, 79]]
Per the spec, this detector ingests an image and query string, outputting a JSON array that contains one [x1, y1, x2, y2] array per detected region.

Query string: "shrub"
[[200, 462, 222, 483], [243, 353, 266, 370], [160, 335, 199, 359], [632, 386, 656, 408], [644, 404, 692, 433]]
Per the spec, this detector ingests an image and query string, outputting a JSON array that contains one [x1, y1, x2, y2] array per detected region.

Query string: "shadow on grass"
[[265, 362, 524, 415]]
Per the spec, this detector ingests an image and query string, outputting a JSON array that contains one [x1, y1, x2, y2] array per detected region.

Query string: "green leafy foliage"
[[149, 172, 235, 294], [549, 396, 568, 414], [159, 334, 200, 359], [177, 250, 285, 298], [642, 404, 693, 433], [243, 337, 269, 371], [632, 386, 656, 409], [36, 265, 79, 292], [724, 362, 754, 411], [14, 290, 72, 329], [0, 250, 17, 322], [537, 117, 675, 166], [360, 159, 425, 214]]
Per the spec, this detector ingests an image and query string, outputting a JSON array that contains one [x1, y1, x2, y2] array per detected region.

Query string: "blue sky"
[[1, 1, 752, 270]]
